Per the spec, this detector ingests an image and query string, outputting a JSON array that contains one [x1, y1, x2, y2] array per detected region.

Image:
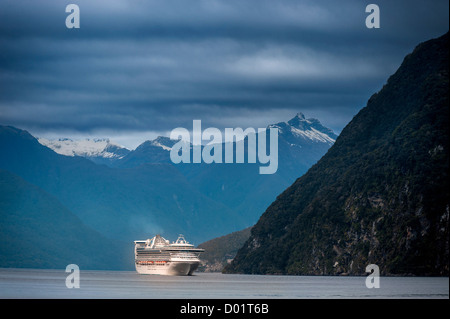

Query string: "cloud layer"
[[0, 0, 448, 148]]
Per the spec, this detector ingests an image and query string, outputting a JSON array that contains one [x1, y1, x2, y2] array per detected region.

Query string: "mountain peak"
[[37, 137, 129, 159], [286, 112, 310, 128], [295, 112, 306, 120], [270, 113, 337, 144], [150, 136, 176, 151]]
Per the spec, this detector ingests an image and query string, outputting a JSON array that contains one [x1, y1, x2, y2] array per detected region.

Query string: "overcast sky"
[[0, 0, 448, 149]]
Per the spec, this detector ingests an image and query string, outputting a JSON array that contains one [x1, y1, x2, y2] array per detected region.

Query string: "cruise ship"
[[134, 234, 205, 275]]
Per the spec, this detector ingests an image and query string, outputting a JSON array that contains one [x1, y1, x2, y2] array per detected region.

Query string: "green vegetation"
[[0, 169, 132, 270], [224, 32, 449, 276], [198, 227, 252, 272]]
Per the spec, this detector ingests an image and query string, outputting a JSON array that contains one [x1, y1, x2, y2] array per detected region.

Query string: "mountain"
[[197, 227, 252, 272], [115, 113, 336, 171], [0, 125, 244, 246], [0, 111, 336, 261], [38, 137, 131, 166], [224, 32, 449, 276], [34, 113, 337, 228], [110, 114, 337, 225], [115, 136, 179, 167], [271, 112, 337, 144], [186, 114, 337, 224], [0, 169, 131, 270], [269, 112, 336, 181]]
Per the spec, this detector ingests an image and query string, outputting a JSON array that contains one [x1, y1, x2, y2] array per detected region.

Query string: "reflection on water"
[[0, 268, 448, 299]]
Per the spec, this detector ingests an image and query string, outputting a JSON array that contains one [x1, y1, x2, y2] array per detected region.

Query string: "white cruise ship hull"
[[134, 234, 204, 276], [135, 260, 200, 276]]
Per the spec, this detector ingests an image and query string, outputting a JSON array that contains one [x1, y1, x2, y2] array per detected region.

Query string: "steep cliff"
[[224, 32, 449, 276]]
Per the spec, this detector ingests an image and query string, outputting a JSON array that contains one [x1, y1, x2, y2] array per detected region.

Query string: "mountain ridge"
[[0, 169, 132, 270], [37, 137, 131, 166], [0, 111, 337, 270], [224, 32, 449, 276], [0, 125, 244, 245], [35, 113, 337, 168]]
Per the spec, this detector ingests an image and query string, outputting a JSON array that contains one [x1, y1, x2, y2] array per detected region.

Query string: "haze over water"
[[0, 268, 448, 299]]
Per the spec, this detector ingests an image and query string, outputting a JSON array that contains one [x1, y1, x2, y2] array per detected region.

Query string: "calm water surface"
[[0, 268, 448, 299]]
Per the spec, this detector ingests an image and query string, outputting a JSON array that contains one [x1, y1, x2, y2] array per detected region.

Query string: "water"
[[0, 268, 448, 299]]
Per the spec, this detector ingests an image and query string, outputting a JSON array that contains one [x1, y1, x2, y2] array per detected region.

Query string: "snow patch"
[[151, 140, 172, 151], [38, 138, 129, 159], [290, 126, 335, 144]]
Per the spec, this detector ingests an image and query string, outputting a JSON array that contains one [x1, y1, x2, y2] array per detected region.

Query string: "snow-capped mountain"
[[37, 137, 130, 165], [148, 136, 178, 151], [36, 113, 337, 169], [0, 112, 338, 260], [114, 136, 183, 167], [114, 112, 338, 169], [269, 112, 337, 145]]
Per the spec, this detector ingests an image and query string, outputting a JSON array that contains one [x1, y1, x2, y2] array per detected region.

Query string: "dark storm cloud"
[[0, 0, 448, 147]]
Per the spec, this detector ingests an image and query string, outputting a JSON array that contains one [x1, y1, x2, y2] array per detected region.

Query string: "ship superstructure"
[[134, 234, 204, 275]]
